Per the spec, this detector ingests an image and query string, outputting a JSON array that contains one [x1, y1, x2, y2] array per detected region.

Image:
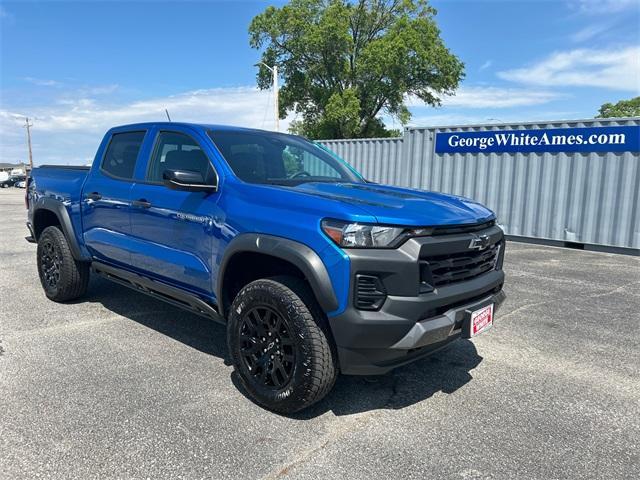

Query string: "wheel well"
[[33, 209, 61, 240], [221, 252, 315, 317]]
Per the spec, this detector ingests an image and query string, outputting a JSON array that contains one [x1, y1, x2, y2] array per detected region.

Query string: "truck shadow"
[[316, 340, 481, 416], [86, 276, 483, 417], [84, 276, 228, 357]]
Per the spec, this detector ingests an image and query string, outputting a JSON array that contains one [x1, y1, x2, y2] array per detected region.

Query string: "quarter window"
[[101, 131, 146, 180], [147, 131, 214, 184]]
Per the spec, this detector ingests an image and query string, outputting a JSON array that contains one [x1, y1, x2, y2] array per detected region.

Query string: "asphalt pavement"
[[1, 187, 638, 479]]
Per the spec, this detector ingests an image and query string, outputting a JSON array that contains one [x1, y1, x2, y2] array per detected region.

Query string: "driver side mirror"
[[163, 169, 218, 193]]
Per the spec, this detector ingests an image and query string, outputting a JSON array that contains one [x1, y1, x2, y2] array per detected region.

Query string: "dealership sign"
[[435, 125, 640, 154]]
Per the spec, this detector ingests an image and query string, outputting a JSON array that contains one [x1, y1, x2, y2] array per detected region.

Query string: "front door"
[[128, 130, 220, 296]]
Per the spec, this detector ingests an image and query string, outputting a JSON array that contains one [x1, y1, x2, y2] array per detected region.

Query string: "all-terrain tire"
[[227, 276, 337, 413], [37, 226, 90, 302]]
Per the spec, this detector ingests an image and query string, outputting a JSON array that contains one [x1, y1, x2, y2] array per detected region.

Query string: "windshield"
[[207, 129, 363, 185]]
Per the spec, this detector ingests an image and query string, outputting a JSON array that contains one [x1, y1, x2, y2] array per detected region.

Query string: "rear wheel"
[[37, 226, 90, 302], [227, 276, 337, 413]]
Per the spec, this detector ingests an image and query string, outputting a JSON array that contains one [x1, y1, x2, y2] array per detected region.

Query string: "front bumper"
[[329, 226, 506, 375]]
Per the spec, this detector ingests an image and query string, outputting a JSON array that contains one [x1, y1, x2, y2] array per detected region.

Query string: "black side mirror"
[[163, 169, 218, 193]]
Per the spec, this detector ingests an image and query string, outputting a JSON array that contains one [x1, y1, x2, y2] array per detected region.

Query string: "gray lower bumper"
[[390, 290, 506, 349], [331, 278, 506, 375]]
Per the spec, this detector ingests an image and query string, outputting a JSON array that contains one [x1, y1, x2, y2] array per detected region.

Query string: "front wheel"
[[227, 276, 337, 413], [37, 226, 90, 302]]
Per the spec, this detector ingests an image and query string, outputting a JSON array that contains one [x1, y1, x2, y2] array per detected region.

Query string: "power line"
[[256, 62, 279, 132]]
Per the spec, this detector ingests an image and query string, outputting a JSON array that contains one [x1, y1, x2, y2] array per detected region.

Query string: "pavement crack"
[[500, 278, 640, 323], [261, 413, 372, 479], [590, 280, 640, 298], [263, 377, 402, 479], [498, 300, 554, 321], [5, 310, 170, 338]]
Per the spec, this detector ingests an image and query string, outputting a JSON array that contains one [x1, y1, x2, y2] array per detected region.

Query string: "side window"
[[147, 131, 214, 183], [101, 131, 146, 180], [227, 143, 268, 182]]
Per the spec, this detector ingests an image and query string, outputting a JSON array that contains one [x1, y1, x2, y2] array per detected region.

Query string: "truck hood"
[[287, 182, 495, 226]]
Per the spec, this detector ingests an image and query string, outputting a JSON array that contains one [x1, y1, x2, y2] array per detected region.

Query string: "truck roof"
[[110, 122, 281, 135]]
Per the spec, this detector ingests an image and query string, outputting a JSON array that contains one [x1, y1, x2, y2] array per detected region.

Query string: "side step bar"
[[92, 261, 225, 325]]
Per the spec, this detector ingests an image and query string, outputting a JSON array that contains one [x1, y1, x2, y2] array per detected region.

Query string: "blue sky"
[[1, 0, 639, 165]]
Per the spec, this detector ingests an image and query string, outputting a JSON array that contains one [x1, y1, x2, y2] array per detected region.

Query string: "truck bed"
[[30, 165, 91, 201], [37, 164, 91, 170]]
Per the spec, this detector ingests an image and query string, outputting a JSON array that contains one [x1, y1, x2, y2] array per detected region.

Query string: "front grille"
[[421, 242, 501, 288], [430, 220, 495, 236]]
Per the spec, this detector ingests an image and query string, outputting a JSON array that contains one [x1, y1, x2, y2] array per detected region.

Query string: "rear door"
[[128, 127, 222, 296], [81, 130, 147, 266]]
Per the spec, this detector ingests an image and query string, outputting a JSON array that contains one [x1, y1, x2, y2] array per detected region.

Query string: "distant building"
[[0, 162, 31, 174]]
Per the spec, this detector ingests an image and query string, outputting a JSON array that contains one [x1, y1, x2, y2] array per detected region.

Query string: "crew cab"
[[26, 123, 506, 413]]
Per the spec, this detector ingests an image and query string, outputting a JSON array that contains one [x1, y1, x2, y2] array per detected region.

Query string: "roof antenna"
[[165, 109, 172, 122]]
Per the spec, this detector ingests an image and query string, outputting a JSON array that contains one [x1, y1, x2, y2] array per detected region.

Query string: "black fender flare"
[[32, 197, 89, 261], [217, 233, 338, 317]]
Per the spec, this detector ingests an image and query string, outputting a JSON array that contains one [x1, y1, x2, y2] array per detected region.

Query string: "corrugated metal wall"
[[319, 137, 405, 185], [319, 118, 640, 251]]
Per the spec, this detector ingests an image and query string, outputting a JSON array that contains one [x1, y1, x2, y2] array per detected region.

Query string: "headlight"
[[321, 219, 406, 248]]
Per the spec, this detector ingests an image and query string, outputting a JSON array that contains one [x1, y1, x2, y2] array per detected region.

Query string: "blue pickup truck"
[[27, 122, 506, 412]]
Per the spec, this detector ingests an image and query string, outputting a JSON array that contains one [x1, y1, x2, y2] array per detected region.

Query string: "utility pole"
[[259, 62, 279, 132], [24, 117, 34, 174]]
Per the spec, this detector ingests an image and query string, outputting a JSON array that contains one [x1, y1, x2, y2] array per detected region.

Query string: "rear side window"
[[101, 131, 146, 180]]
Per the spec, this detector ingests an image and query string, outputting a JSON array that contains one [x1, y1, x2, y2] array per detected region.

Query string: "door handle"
[[132, 199, 152, 209], [87, 192, 102, 201]]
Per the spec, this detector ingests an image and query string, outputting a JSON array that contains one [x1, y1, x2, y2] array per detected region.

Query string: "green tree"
[[249, 0, 464, 139], [596, 97, 640, 118]]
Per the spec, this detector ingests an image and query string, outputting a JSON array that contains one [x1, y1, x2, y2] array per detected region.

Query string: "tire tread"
[[37, 226, 89, 302], [228, 275, 337, 413]]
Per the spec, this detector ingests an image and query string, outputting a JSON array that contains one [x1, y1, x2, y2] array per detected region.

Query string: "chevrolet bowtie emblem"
[[468, 234, 490, 250]]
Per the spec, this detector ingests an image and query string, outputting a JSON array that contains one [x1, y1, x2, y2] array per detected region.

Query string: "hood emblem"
[[468, 234, 490, 250]]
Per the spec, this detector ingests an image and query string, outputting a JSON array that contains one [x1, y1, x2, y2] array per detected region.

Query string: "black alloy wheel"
[[40, 238, 62, 288], [239, 306, 296, 389], [228, 276, 337, 413]]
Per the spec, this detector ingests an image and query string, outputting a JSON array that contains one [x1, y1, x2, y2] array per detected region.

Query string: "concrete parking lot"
[[1, 187, 638, 479]]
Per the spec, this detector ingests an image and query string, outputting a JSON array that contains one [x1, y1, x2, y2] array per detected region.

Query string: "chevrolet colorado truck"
[[26, 123, 506, 413]]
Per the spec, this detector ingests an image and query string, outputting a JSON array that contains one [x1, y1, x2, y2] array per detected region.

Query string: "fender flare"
[[32, 197, 89, 261], [217, 233, 338, 317]]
